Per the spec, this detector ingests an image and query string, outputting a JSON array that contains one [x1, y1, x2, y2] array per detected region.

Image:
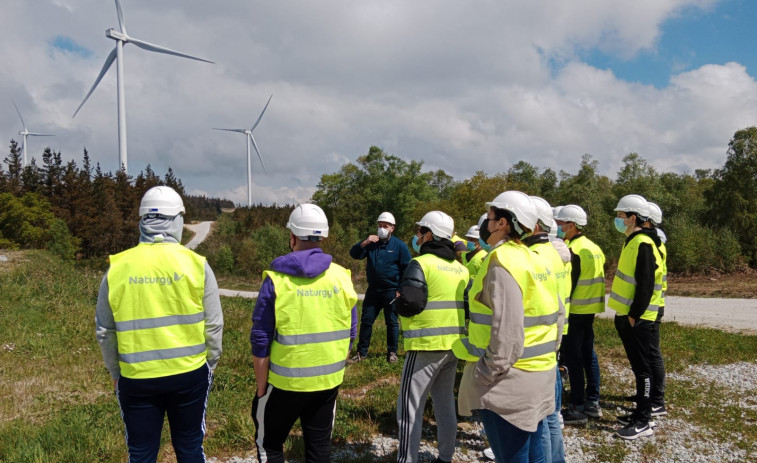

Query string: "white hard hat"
[[416, 211, 454, 239], [647, 202, 663, 226], [555, 204, 587, 226], [486, 191, 537, 231], [552, 206, 563, 218], [477, 213, 487, 228], [139, 186, 185, 217], [287, 203, 329, 239], [377, 211, 396, 225], [614, 194, 650, 219], [529, 196, 553, 231], [465, 225, 480, 240]]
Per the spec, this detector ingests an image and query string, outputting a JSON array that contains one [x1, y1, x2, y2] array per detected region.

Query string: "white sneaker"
[[483, 447, 495, 460]]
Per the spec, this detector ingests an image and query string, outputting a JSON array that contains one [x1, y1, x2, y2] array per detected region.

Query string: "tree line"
[[0, 140, 232, 259]]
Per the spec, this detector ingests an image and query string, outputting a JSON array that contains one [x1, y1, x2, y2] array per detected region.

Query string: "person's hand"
[[362, 235, 380, 247], [257, 384, 268, 398], [112, 378, 118, 389], [628, 316, 636, 327]]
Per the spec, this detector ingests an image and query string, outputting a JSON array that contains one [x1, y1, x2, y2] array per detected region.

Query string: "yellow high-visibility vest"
[[452, 241, 559, 372], [399, 253, 468, 351], [462, 249, 488, 279], [530, 241, 571, 335], [265, 263, 357, 392], [658, 241, 667, 308], [566, 236, 606, 314], [108, 243, 207, 379], [608, 233, 663, 321]]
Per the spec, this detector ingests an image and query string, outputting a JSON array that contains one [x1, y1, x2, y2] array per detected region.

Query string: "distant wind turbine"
[[12, 101, 54, 167], [213, 95, 273, 207], [73, 0, 213, 173]]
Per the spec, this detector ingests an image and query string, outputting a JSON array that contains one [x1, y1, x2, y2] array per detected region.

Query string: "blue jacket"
[[350, 235, 411, 291]]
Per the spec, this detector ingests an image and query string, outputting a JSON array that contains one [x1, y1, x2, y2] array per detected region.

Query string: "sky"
[[1, 0, 756, 206]]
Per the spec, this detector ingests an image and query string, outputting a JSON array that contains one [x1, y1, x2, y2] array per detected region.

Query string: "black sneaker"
[[584, 401, 603, 418], [616, 414, 633, 426], [616, 422, 653, 440], [651, 404, 667, 416], [562, 407, 588, 425]]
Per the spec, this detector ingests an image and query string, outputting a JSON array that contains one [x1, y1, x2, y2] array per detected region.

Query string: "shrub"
[[47, 219, 81, 261], [214, 245, 235, 274]]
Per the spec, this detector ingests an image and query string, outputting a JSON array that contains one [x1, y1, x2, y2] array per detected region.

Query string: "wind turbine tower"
[[12, 101, 54, 167], [73, 0, 213, 173], [213, 95, 273, 207]]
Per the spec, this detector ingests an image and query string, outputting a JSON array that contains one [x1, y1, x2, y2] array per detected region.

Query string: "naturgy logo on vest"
[[297, 286, 342, 298], [129, 272, 185, 285], [436, 264, 464, 274]]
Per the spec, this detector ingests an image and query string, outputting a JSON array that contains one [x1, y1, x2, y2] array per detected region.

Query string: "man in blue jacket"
[[349, 212, 411, 363]]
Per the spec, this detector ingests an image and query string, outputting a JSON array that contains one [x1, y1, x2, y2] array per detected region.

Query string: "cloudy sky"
[[1, 0, 756, 205]]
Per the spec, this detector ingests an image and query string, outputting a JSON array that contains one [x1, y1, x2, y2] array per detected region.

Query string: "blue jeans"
[[116, 363, 212, 463], [356, 287, 399, 356], [480, 409, 545, 463], [541, 369, 565, 463]]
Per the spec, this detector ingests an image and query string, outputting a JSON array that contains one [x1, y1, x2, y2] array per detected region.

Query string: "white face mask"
[[377, 227, 390, 240]]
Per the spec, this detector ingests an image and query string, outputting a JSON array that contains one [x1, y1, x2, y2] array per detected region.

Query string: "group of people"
[[95, 185, 667, 463]]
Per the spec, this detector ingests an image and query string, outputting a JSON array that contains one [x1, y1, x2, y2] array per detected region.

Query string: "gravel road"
[[184, 221, 213, 250]]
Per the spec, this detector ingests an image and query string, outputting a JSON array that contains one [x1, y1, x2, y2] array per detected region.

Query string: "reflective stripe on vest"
[[400, 253, 468, 351], [608, 233, 664, 321], [266, 263, 357, 392], [567, 236, 606, 314], [108, 243, 207, 379], [451, 241, 558, 372]]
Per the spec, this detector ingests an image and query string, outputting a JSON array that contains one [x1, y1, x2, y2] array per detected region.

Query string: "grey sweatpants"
[[397, 350, 458, 463]]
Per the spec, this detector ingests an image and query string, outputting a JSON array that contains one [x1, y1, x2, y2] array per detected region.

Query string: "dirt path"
[[184, 221, 213, 250]]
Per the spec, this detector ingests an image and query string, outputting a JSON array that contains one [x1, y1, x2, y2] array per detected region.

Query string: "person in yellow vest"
[[461, 220, 488, 278], [95, 186, 224, 463], [638, 201, 667, 417], [525, 196, 571, 463], [608, 194, 663, 440], [251, 204, 358, 463], [554, 204, 606, 425], [453, 191, 563, 463], [395, 211, 469, 463]]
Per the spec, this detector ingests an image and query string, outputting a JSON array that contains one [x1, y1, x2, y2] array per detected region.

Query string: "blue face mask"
[[478, 238, 492, 252], [467, 241, 476, 252], [412, 235, 421, 253], [556, 225, 567, 239], [614, 217, 629, 234]]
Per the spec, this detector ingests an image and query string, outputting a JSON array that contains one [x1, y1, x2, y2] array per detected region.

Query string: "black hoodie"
[[395, 239, 457, 317]]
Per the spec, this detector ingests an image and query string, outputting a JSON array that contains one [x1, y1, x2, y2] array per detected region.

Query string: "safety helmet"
[[377, 211, 396, 225], [416, 211, 454, 239], [477, 213, 487, 228], [486, 191, 537, 231], [139, 186, 185, 217], [552, 206, 563, 218], [614, 194, 650, 220], [464, 225, 480, 240], [287, 203, 329, 239], [647, 202, 663, 226], [529, 196, 553, 231], [555, 204, 587, 226]]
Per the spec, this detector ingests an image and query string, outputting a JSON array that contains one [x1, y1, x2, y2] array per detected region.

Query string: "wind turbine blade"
[[28, 133, 55, 137], [249, 134, 268, 175], [128, 37, 214, 64], [73, 46, 118, 118], [115, 0, 127, 35], [212, 128, 246, 133], [250, 94, 273, 131], [12, 100, 27, 131]]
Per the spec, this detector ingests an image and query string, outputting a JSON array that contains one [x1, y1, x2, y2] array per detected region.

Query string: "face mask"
[[377, 227, 390, 240], [556, 225, 567, 240], [614, 217, 629, 234], [478, 238, 492, 252], [412, 235, 421, 253], [478, 218, 492, 244], [467, 241, 476, 252]]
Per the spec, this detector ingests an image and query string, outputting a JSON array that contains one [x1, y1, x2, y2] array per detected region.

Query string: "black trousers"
[[650, 310, 666, 408], [561, 313, 600, 406], [614, 315, 654, 424], [252, 384, 339, 463]]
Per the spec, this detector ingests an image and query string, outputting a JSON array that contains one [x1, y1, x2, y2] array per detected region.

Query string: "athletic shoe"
[[616, 422, 654, 440], [562, 407, 588, 425], [616, 414, 634, 426], [387, 352, 399, 363], [559, 412, 564, 429], [584, 401, 603, 418], [346, 353, 366, 365], [483, 447, 495, 460], [651, 404, 667, 416]]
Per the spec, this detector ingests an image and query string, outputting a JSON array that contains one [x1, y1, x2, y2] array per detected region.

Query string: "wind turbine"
[[73, 0, 213, 173], [213, 95, 273, 207], [12, 101, 54, 167]]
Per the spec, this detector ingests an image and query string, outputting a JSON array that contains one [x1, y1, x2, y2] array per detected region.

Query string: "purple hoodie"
[[250, 248, 358, 357]]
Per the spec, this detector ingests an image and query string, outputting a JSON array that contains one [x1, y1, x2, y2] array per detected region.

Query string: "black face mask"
[[478, 218, 492, 244]]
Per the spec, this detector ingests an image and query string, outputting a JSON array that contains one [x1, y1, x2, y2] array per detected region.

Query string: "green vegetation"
[[1, 251, 755, 462]]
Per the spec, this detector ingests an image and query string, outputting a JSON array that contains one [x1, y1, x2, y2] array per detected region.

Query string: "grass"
[[1, 250, 756, 462]]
